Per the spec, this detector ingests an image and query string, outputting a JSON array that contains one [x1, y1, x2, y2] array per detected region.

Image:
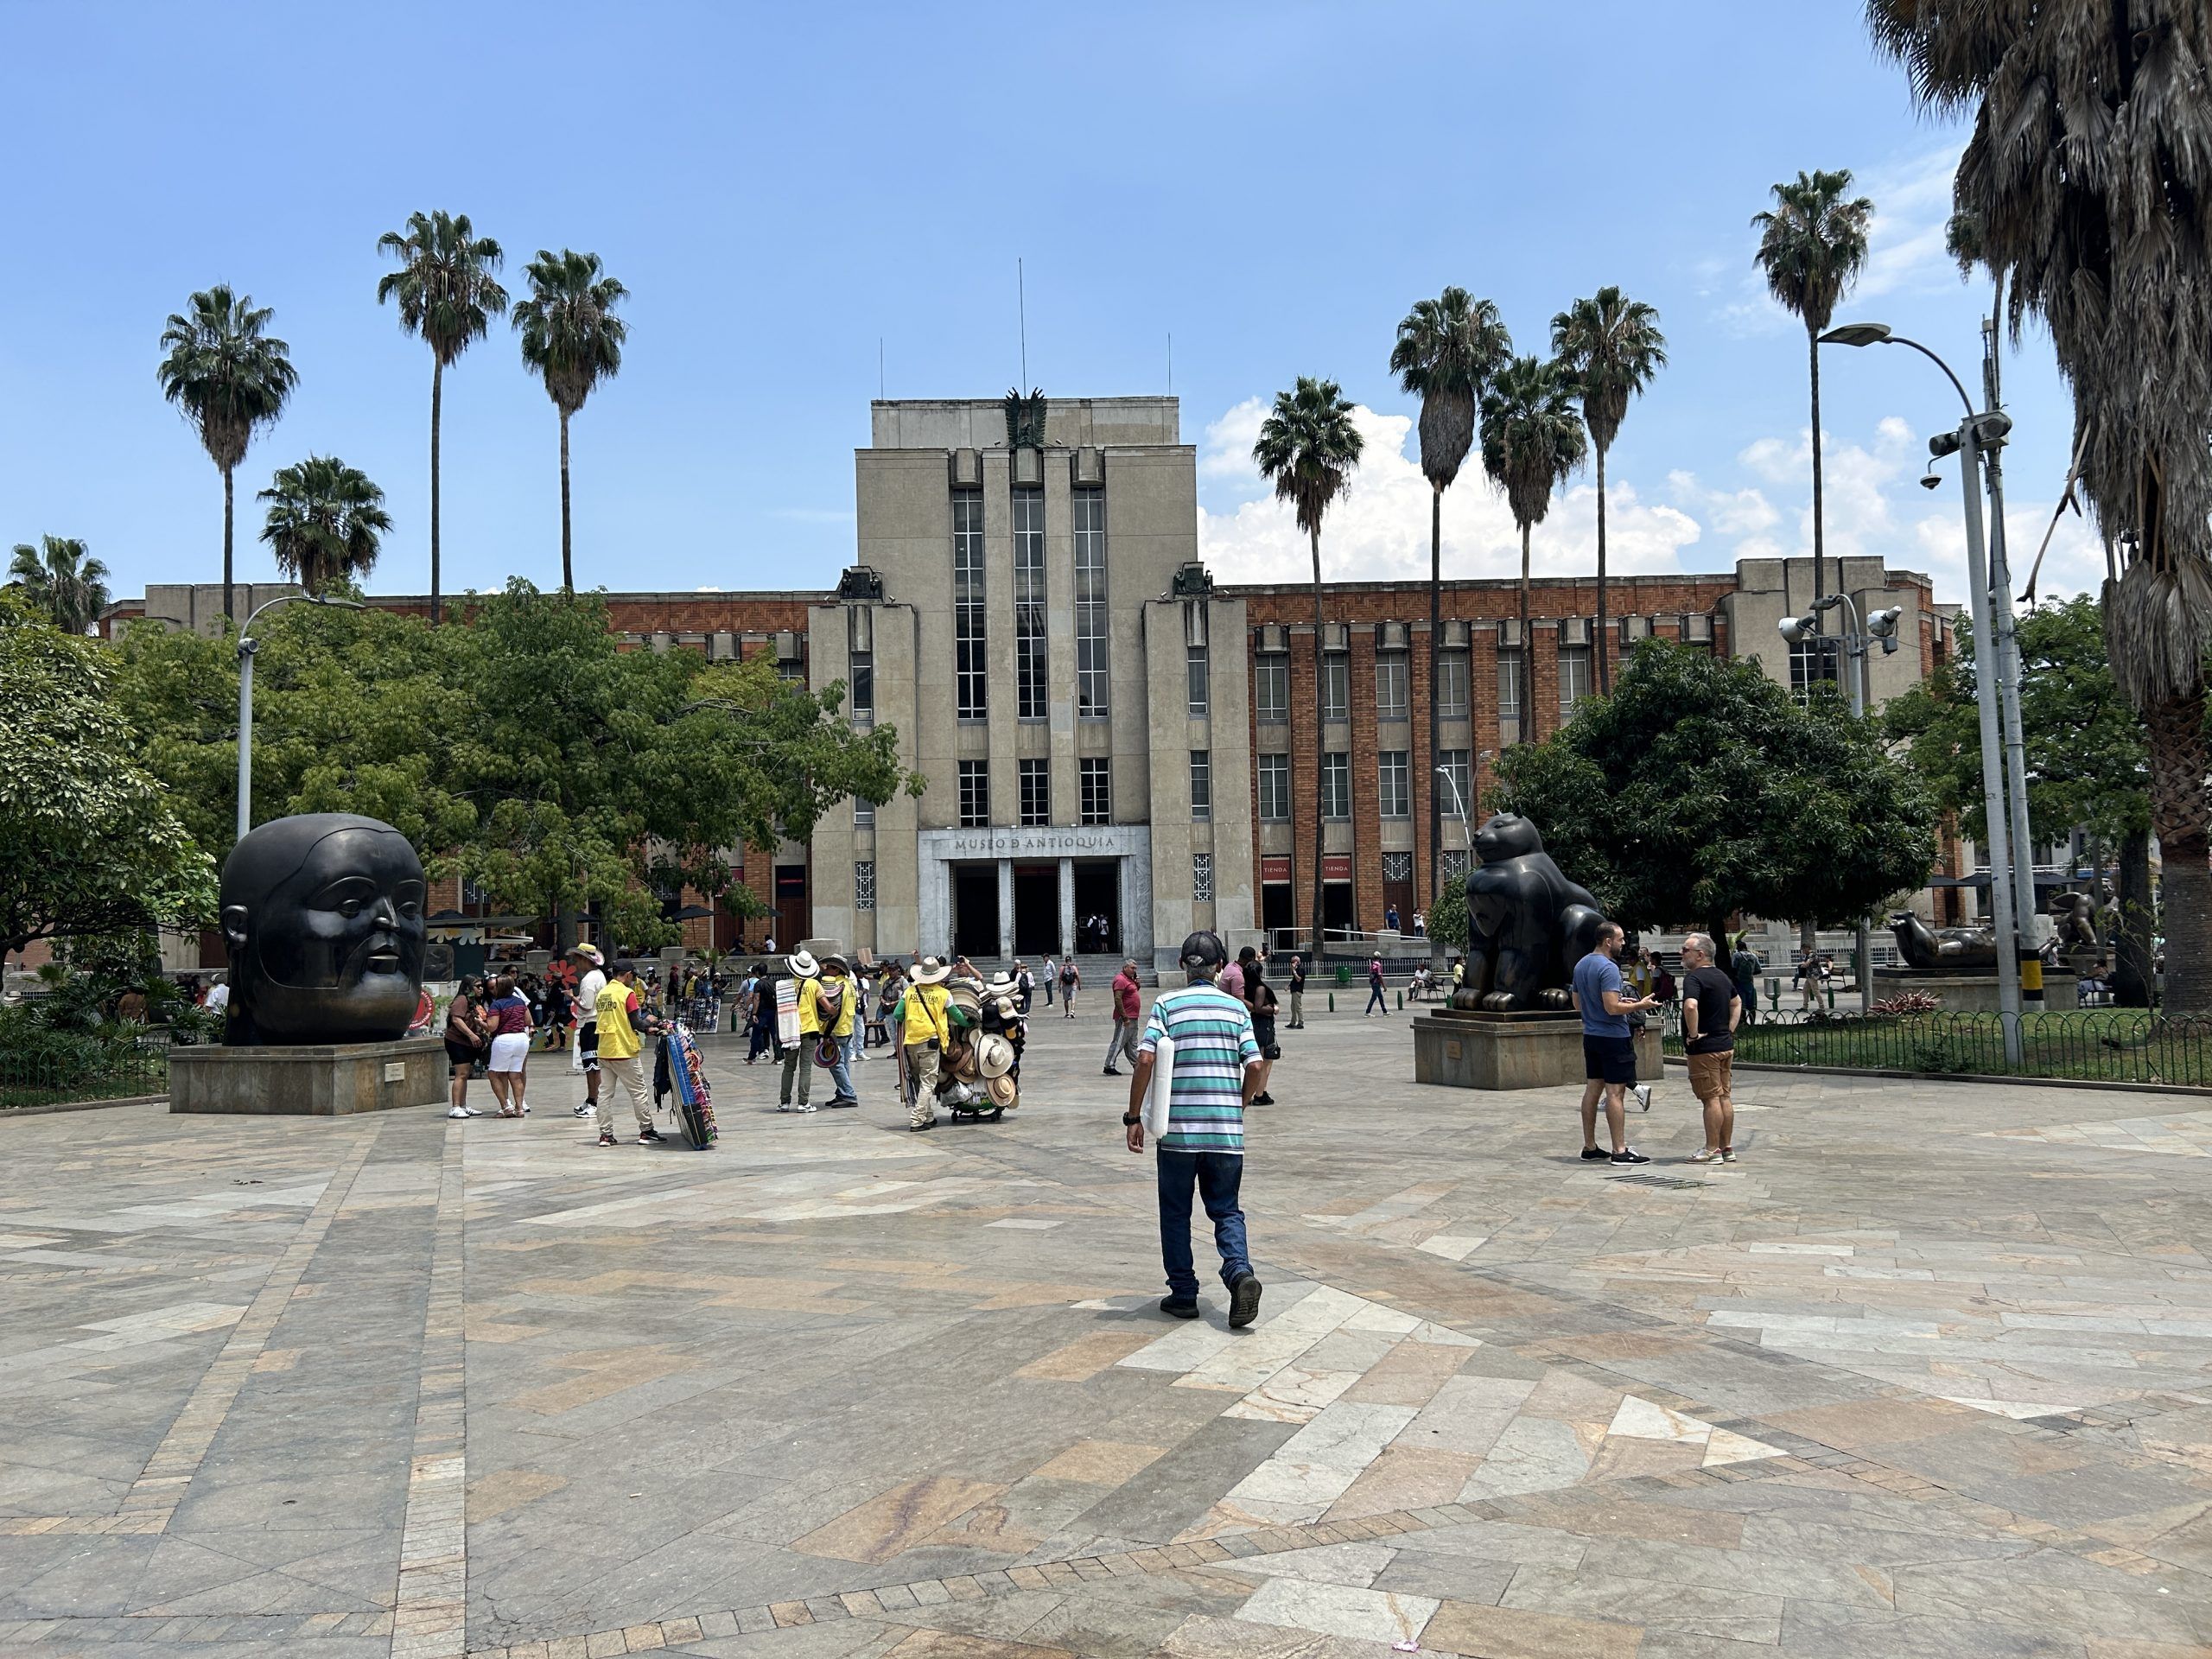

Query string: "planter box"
[[1870, 972, 2079, 1013], [168, 1038, 446, 1116]]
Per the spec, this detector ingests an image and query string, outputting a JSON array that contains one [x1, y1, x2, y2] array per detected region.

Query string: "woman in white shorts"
[[482, 976, 534, 1117]]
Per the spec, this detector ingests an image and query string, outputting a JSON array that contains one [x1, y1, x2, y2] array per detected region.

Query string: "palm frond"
[[512, 248, 629, 416], [376, 209, 509, 365], [1479, 356, 1587, 533], [1251, 376, 1363, 540], [155, 284, 297, 472], [257, 455, 391, 596], [1390, 288, 1510, 491]]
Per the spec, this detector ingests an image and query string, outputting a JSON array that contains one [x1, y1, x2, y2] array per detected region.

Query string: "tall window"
[[1014, 490, 1047, 719], [854, 861, 875, 911], [1189, 750, 1211, 820], [1789, 635, 1840, 702], [1558, 645, 1592, 715], [1192, 852, 1214, 904], [1255, 655, 1289, 722], [1019, 757, 1050, 826], [1258, 753, 1291, 821], [855, 797, 875, 828], [1321, 652, 1349, 721], [1437, 649, 1469, 719], [849, 652, 874, 716], [1378, 750, 1410, 817], [1321, 752, 1351, 819], [1079, 758, 1111, 824], [1186, 643, 1209, 715], [1376, 652, 1409, 719], [953, 493, 987, 719], [958, 759, 989, 827], [1498, 650, 1524, 723], [1073, 491, 1109, 716], [1437, 749, 1471, 827]]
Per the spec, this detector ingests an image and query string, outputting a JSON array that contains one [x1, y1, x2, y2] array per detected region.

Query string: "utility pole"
[[1981, 316, 2044, 1004]]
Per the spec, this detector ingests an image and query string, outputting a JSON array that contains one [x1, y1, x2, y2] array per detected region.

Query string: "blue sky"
[[0, 3, 2098, 612]]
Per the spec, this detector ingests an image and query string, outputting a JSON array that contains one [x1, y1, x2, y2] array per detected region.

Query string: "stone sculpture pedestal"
[[1870, 971, 2079, 1013], [1412, 1010, 1661, 1091], [168, 1038, 446, 1116]]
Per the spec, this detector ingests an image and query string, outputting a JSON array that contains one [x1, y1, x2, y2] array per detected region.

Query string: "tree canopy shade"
[[1551, 288, 1666, 695], [1392, 288, 1512, 910], [1255, 377, 1363, 957], [1479, 354, 1586, 736], [257, 456, 391, 596], [513, 249, 629, 593], [377, 211, 507, 626], [1867, 0, 2212, 1013], [109, 582, 922, 952], [156, 284, 297, 625], [7, 536, 110, 635], [1489, 639, 1936, 937], [1751, 169, 1872, 607], [0, 596, 219, 957]]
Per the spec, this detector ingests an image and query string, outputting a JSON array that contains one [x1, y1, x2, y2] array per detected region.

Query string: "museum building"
[[104, 393, 1956, 976]]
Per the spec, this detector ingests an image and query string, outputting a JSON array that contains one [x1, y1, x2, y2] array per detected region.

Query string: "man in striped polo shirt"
[[1123, 931, 1266, 1327]]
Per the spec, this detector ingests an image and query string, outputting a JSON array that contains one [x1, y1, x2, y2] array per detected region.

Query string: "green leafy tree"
[[7, 536, 110, 635], [0, 596, 219, 957], [512, 249, 629, 593], [377, 211, 507, 626], [1751, 168, 1873, 607], [1490, 639, 1936, 942], [1479, 354, 1586, 739], [1391, 288, 1511, 899], [1551, 287, 1667, 695], [257, 456, 392, 596], [1869, 1, 2212, 1013], [157, 285, 299, 624], [1253, 377, 1363, 956]]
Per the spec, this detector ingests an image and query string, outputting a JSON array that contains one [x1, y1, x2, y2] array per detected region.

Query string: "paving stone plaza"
[[8, 1009, 2212, 1659]]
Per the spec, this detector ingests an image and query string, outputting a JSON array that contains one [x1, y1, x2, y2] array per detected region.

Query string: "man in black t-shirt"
[[1680, 933, 1742, 1165], [1287, 955, 1307, 1027]]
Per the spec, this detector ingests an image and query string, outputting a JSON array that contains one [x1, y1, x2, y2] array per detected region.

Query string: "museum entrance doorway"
[[952, 865, 999, 962], [1072, 861, 1119, 957], [1012, 864, 1058, 957]]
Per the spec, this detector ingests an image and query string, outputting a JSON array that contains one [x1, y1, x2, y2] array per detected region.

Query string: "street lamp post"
[[235, 592, 365, 842], [1820, 322, 2029, 1065]]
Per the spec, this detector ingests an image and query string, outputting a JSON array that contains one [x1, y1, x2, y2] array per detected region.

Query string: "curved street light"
[[236, 592, 365, 841]]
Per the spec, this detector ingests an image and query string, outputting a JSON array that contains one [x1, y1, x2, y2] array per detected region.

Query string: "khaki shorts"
[[1686, 1050, 1733, 1103]]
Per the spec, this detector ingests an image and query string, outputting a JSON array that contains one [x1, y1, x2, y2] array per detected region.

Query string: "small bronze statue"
[[219, 813, 428, 1046], [1889, 911, 1999, 974], [1456, 813, 1608, 1012]]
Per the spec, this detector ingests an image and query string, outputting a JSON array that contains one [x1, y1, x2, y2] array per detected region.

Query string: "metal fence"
[[1662, 1009, 2212, 1087], [0, 1043, 169, 1112]]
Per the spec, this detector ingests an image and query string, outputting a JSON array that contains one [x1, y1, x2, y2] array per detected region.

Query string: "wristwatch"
[[1122, 1111, 1141, 1126]]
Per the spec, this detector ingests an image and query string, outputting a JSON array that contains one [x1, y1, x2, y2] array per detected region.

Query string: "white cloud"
[[1197, 401, 1705, 584]]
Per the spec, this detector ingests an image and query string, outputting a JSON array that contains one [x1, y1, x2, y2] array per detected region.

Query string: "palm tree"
[[1390, 288, 1512, 898], [1551, 288, 1667, 695], [376, 211, 506, 625], [7, 536, 110, 634], [257, 456, 392, 596], [512, 249, 629, 592], [1479, 355, 1587, 743], [1868, 2, 2212, 1011], [1254, 377, 1363, 961], [156, 286, 298, 624], [1751, 170, 1873, 609]]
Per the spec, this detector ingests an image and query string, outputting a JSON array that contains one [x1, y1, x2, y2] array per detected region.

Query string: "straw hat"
[[985, 1072, 1019, 1109], [975, 1033, 1015, 1079], [910, 956, 952, 985], [569, 944, 604, 965], [787, 950, 820, 978]]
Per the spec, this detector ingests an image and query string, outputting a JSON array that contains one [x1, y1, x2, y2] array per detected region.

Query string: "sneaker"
[[448, 1105, 469, 1119], [463, 1105, 485, 1117], [572, 1104, 593, 1118], [520, 1100, 531, 1115], [825, 1096, 860, 1109], [1252, 1092, 1274, 1106], [1632, 1084, 1653, 1113], [1609, 1148, 1651, 1166], [596, 1130, 617, 1147], [638, 1127, 666, 1144], [1160, 1296, 1200, 1319], [1103, 1066, 1122, 1077], [1720, 1147, 1738, 1163], [777, 1103, 795, 1113], [909, 1119, 935, 1133], [1228, 1272, 1264, 1329], [1580, 1147, 1611, 1161], [798, 1103, 817, 1115], [1686, 1147, 1723, 1164]]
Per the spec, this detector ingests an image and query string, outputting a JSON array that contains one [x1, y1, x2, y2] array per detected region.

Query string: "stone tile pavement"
[[7, 1002, 2212, 1656]]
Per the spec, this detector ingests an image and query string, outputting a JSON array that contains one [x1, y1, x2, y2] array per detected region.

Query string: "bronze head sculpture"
[[219, 813, 428, 1046]]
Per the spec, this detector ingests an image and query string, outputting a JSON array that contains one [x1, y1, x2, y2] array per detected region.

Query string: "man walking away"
[[570, 945, 607, 1121], [1729, 937, 1763, 1028], [1678, 933, 1742, 1164], [1123, 931, 1264, 1326], [1571, 922, 1656, 1165], [901, 957, 954, 1132], [779, 949, 823, 1113], [593, 960, 667, 1147], [818, 955, 860, 1108], [1364, 954, 1387, 1017], [1105, 958, 1141, 1075], [1286, 954, 1306, 1028]]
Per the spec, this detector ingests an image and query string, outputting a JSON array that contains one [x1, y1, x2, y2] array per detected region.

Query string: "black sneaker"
[[638, 1127, 667, 1144], [1103, 1066, 1122, 1077], [909, 1120, 935, 1133], [1251, 1092, 1274, 1105], [1580, 1147, 1611, 1161], [1160, 1296, 1199, 1319], [1228, 1273, 1264, 1329], [825, 1096, 860, 1109], [1609, 1148, 1650, 1165]]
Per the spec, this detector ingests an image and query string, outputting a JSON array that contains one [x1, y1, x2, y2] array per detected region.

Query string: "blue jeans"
[[1365, 982, 1387, 1014], [828, 1040, 855, 1101], [1156, 1149, 1250, 1300]]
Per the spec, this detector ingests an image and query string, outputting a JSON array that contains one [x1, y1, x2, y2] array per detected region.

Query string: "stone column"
[[997, 858, 1015, 963], [1058, 858, 1076, 957]]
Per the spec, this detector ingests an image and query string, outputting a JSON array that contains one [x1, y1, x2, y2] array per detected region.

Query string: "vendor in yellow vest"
[[779, 949, 823, 1113], [817, 954, 859, 1110], [899, 956, 954, 1134], [593, 960, 666, 1147]]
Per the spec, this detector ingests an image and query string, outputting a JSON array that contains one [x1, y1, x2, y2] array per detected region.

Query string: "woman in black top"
[[1243, 955, 1279, 1106]]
